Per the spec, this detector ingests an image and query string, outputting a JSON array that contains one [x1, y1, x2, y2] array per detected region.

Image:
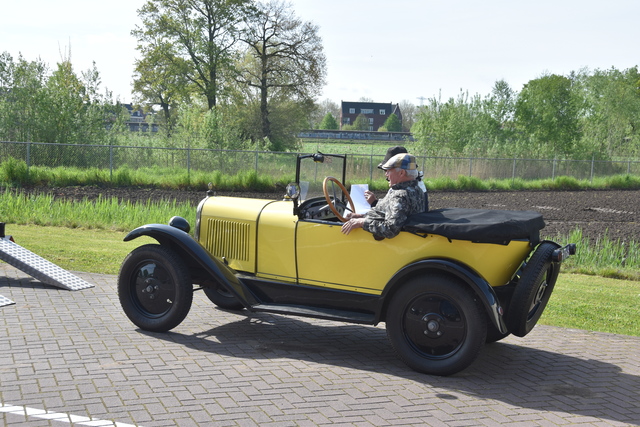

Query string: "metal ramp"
[[0, 294, 14, 307], [0, 237, 94, 297]]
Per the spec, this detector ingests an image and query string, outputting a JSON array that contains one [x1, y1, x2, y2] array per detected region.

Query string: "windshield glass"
[[297, 153, 346, 202]]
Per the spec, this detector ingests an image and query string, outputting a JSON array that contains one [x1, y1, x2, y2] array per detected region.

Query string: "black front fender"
[[124, 224, 258, 307]]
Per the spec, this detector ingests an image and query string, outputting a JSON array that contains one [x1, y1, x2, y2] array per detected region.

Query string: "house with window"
[[123, 103, 158, 133], [340, 101, 402, 131]]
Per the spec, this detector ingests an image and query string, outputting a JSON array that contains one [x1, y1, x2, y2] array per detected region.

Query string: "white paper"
[[350, 184, 370, 214]]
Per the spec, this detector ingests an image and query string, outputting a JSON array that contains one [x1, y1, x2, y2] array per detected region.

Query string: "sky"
[[2, 0, 639, 106]]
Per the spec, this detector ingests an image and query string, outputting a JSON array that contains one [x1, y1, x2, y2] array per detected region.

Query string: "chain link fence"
[[2, 141, 639, 182]]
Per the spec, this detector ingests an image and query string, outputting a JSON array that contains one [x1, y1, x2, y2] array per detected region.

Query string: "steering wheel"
[[322, 176, 356, 222]]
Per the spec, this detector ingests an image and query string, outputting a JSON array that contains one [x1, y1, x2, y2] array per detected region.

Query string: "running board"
[[0, 237, 94, 292], [252, 303, 376, 324]]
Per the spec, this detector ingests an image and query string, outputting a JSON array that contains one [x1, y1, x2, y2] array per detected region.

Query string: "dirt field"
[[15, 186, 640, 244]]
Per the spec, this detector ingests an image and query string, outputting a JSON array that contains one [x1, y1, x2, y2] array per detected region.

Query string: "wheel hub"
[[133, 262, 175, 314], [423, 314, 445, 338], [142, 278, 160, 299]]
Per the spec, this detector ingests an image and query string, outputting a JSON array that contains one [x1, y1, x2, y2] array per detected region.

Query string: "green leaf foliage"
[[319, 112, 339, 130]]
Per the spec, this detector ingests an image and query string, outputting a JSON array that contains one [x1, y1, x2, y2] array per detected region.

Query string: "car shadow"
[[140, 308, 640, 425]]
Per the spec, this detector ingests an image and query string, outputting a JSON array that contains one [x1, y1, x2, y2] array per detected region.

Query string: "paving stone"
[[1, 264, 640, 426]]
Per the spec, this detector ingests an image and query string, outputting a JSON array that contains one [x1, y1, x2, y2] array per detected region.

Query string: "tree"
[[309, 98, 339, 129], [132, 40, 191, 136], [237, 0, 326, 150], [0, 52, 48, 142], [380, 113, 402, 132], [515, 74, 582, 157], [351, 113, 370, 131], [132, 0, 254, 110], [319, 112, 338, 130], [488, 79, 516, 126], [413, 91, 480, 155], [398, 100, 416, 132], [577, 67, 640, 158]]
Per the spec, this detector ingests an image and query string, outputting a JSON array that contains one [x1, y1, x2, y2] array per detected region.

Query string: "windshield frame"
[[295, 153, 347, 203]]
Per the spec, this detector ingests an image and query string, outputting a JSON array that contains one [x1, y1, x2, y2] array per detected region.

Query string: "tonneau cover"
[[403, 208, 545, 244]]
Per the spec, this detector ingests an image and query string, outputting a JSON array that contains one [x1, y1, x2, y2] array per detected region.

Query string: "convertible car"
[[118, 153, 575, 376]]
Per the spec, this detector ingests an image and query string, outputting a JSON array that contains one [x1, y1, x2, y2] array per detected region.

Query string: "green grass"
[[539, 274, 640, 337], [3, 158, 640, 192], [358, 173, 640, 193], [544, 228, 640, 281], [5, 224, 155, 274], [0, 191, 195, 232], [0, 158, 291, 192]]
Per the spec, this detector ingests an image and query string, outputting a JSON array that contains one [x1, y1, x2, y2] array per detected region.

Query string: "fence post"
[[552, 156, 556, 180], [187, 146, 191, 181], [512, 157, 516, 183], [255, 149, 259, 173], [109, 144, 113, 181], [469, 157, 473, 177], [369, 153, 373, 182], [590, 154, 595, 182]]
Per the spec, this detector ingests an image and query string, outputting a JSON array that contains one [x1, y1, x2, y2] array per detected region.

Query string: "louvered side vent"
[[205, 218, 250, 261]]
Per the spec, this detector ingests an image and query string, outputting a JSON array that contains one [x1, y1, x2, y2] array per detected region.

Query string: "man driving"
[[341, 153, 425, 240]]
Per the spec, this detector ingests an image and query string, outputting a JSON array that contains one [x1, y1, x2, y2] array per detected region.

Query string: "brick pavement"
[[1, 263, 639, 426]]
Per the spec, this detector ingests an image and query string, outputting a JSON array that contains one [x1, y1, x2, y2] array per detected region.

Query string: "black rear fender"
[[381, 259, 507, 334], [124, 224, 258, 308]]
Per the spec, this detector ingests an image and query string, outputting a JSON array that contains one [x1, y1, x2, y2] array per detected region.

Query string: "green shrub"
[[0, 158, 29, 184]]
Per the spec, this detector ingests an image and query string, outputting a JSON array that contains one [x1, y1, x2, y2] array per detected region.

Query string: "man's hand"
[[341, 218, 365, 235], [364, 190, 377, 205]]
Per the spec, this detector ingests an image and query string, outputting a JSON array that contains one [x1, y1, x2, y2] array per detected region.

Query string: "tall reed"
[[0, 191, 195, 231]]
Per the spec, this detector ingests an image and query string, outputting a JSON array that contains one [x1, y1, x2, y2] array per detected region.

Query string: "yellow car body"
[[197, 196, 532, 294]]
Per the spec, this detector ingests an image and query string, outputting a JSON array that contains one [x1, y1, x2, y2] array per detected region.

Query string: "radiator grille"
[[206, 218, 251, 261]]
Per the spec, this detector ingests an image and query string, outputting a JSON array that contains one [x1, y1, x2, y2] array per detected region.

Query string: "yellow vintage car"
[[118, 153, 575, 376]]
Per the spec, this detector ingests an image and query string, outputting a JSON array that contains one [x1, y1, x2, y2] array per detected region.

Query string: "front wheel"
[[386, 274, 487, 376], [118, 244, 193, 332]]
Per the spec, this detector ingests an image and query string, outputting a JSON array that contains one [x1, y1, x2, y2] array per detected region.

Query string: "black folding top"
[[403, 208, 545, 244]]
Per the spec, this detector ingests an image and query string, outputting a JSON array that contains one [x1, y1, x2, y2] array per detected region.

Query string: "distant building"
[[340, 101, 402, 131], [123, 104, 158, 133]]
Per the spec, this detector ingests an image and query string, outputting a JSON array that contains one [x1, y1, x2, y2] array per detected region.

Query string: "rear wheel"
[[118, 244, 193, 332], [507, 242, 560, 337], [386, 274, 487, 376]]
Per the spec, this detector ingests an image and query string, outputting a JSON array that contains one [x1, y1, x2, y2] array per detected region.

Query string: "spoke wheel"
[[118, 244, 192, 332], [322, 176, 356, 222], [507, 242, 560, 337], [386, 274, 486, 376]]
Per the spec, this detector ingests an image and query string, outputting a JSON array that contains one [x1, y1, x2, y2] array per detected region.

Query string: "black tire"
[[118, 244, 193, 332], [203, 284, 244, 310], [386, 274, 487, 376], [506, 242, 560, 337]]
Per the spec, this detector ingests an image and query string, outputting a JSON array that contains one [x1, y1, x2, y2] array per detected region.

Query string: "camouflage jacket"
[[363, 180, 425, 240]]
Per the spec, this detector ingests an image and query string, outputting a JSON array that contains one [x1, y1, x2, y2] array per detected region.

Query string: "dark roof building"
[[123, 103, 158, 133], [340, 101, 402, 131]]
